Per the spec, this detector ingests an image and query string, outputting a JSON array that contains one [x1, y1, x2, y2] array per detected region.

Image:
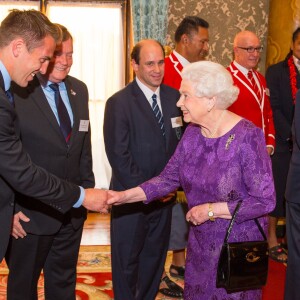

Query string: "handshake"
[[12, 188, 123, 239], [82, 188, 111, 213], [83, 187, 146, 213], [83, 188, 129, 213]]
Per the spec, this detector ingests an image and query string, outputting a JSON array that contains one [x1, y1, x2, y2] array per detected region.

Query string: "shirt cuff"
[[266, 145, 274, 155], [73, 186, 85, 208]]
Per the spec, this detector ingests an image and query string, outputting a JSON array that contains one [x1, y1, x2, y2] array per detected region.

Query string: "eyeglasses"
[[237, 46, 263, 53]]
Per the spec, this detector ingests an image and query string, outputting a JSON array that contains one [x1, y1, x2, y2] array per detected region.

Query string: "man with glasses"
[[227, 30, 275, 154]]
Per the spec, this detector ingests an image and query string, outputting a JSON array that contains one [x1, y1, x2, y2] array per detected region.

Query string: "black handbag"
[[216, 201, 269, 293]]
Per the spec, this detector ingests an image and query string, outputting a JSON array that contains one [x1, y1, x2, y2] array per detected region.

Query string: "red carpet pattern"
[[0, 246, 286, 300], [0, 246, 113, 300]]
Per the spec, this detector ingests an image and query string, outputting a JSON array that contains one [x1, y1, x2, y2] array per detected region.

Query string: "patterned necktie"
[[151, 94, 165, 136], [49, 83, 72, 144], [5, 89, 14, 106], [247, 70, 261, 100]]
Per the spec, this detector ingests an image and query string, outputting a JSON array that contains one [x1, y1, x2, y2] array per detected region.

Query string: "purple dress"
[[140, 119, 275, 300]]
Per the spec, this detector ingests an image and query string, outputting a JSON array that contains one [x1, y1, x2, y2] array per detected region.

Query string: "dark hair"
[[174, 16, 209, 43], [131, 40, 165, 65], [286, 27, 300, 58], [0, 9, 62, 52], [55, 23, 73, 42], [293, 27, 300, 43]]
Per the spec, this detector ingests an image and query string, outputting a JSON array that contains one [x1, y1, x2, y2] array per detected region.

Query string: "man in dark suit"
[[265, 28, 300, 264], [104, 39, 183, 300], [285, 89, 300, 300], [0, 10, 107, 263], [5, 24, 94, 300]]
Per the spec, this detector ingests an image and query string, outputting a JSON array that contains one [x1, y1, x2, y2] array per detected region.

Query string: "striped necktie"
[[5, 89, 14, 106], [49, 83, 72, 144], [247, 70, 261, 100], [152, 94, 165, 136]]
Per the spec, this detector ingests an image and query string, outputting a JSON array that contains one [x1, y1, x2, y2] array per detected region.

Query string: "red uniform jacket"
[[227, 62, 275, 149], [163, 52, 184, 90]]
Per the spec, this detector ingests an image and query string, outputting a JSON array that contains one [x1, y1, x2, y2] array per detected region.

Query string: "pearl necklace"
[[202, 110, 226, 138]]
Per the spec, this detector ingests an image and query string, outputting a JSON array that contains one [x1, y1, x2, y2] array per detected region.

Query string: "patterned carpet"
[[0, 246, 113, 300], [0, 246, 182, 300], [0, 246, 285, 300]]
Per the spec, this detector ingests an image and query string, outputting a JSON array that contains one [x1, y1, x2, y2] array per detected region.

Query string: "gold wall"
[[267, 0, 300, 69]]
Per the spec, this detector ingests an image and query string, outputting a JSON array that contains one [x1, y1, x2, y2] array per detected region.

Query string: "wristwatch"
[[208, 203, 215, 221]]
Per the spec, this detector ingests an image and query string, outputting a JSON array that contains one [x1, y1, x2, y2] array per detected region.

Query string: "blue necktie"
[[5, 89, 14, 106], [152, 94, 165, 136], [49, 83, 72, 144]]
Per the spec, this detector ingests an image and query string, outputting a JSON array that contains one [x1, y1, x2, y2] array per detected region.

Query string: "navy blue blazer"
[[104, 79, 182, 191]]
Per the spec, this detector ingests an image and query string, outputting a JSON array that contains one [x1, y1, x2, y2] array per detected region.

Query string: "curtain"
[[131, 0, 169, 44], [46, 2, 124, 188], [0, 1, 39, 19]]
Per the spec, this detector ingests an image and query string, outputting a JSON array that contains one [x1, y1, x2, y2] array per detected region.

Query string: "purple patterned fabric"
[[140, 119, 275, 300]]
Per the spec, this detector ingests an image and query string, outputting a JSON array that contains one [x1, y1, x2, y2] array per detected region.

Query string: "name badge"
[[79, 120, 89, 132], [171, 116, 183, 128]]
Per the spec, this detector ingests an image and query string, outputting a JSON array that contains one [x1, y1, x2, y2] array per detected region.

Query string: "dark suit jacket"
[[104, 80, 182, 191], [266, 57, 298, 152], [11, 75, 94, 235], [286, 89, 300, 203], [0, 74, 80, 260]]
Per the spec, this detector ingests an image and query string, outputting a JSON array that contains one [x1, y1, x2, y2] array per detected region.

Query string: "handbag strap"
[[223, 201, 267, 243]]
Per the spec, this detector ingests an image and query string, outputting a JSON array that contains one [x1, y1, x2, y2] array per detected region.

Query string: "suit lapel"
[[229, 62, 263, 107], [132, 80, 166, 143], [160, 87, 171, 147], [64, 78, 78, 145], [29, 77, 68, 144], [31, 78, 64, 139]]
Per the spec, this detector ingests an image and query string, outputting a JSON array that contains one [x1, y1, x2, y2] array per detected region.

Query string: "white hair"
[[181, 61, 239, 109]]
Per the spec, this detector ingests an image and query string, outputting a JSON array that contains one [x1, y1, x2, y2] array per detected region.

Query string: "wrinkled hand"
[[83, 188, 109, 213], [107, 190, 127, 205], [11, 211, 30, 239], [186, 204, 208, 226]]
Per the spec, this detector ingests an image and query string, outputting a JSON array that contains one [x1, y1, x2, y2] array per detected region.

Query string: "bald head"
[[233, 31, 259, 48], [233, 30, 261, 70], [131, 39, 165, 91], [131, 39, 164, 65]]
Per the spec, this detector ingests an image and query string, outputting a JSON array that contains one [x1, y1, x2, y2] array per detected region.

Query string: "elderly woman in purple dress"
[[107, 61, 275, 300]]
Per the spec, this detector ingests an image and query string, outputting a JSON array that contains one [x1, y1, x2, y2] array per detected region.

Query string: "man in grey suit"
[[104, 39, 184, 300], [6, 24, 93, 300], [0, 10, 107, 264]]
